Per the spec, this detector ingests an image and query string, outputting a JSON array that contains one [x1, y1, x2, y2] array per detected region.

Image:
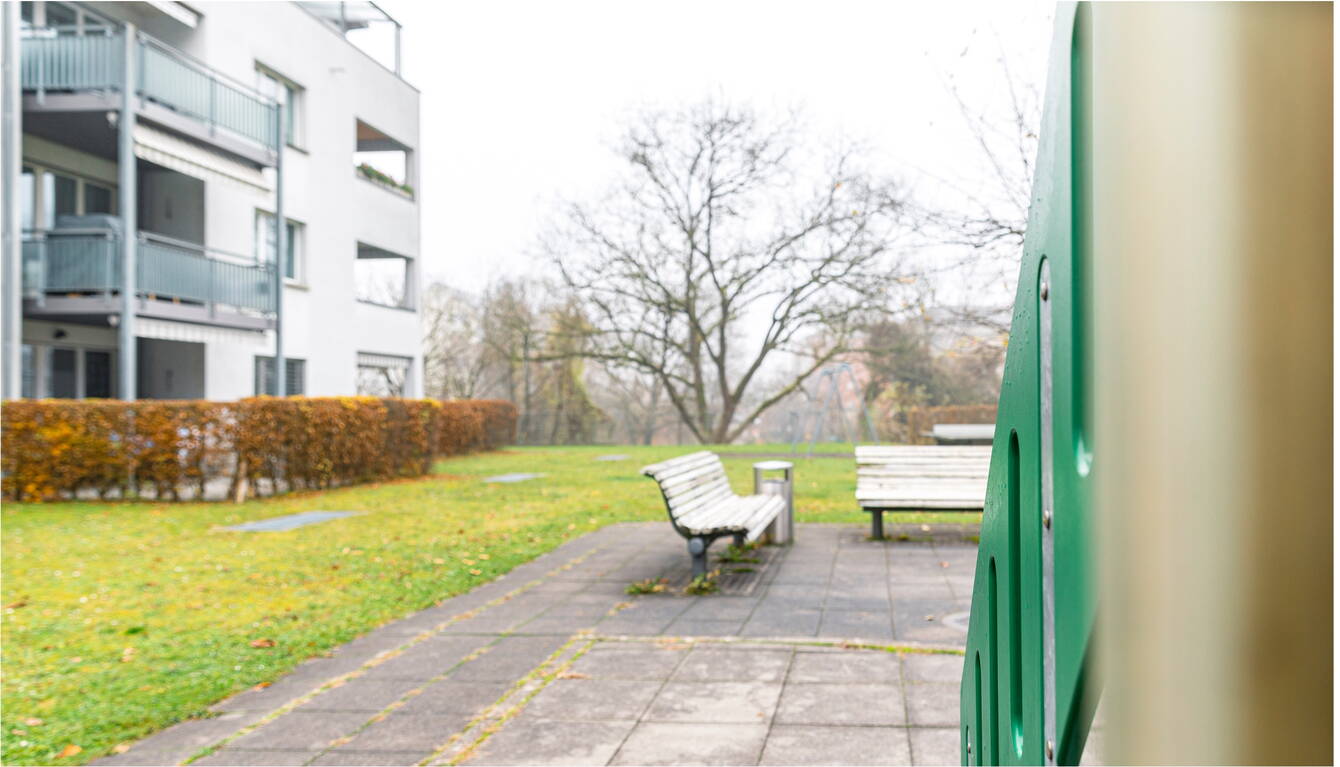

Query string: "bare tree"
[[421, 282, 493, 399], [912, 35, 1042, 333], [548, 99, 922, 444]]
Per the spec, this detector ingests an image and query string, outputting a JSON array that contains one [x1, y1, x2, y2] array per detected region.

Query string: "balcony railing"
[[22, 230, 277, 316], [21, 27, 279, 152]]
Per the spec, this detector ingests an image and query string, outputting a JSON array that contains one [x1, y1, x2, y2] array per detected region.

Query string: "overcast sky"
[[373, 0, 1055, 291]]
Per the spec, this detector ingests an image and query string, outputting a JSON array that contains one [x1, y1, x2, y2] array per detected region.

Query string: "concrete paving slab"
[[309, 749, 431, 766], [787, 649, 902, 685], [338, 712, 471, 751], [396, 680, 513, 716], [522, 678, 663, 721], [663, 618, 748, 637], [449, 635, 569, 682], [909, 727, 961, 765], [671, 646, 792, 683], [610, 722, 769, 766], [194, 749, 320, 766], [223, 510, 359, 532], [565, 645, 687, 680], [227, 711, 373, 751], [774, 682, 906, 726], [759, 724, 912, 766], [903, 683, 960, 727], [297, 677, 428, 712], [468, 719, 637, 765], [902, 653, 965, 684], [643, 681, 783, 724]]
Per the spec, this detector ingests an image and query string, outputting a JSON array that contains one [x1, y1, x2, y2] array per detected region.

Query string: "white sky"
[[372, 0, 1056, 291]]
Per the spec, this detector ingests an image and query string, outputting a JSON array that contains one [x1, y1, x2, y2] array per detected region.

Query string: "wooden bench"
[[855, 445, 991, 538], [642, 451, 784, 578]]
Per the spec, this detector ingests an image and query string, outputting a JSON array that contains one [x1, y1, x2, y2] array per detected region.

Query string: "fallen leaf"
[[252, 681, 272, 690], [939, 561, 950, 568], [920, 524, 931, 532], [112, 744, 131, 754], [121, 647, 137, 663], [5, 597, 28, 609], [432, 558, 445, 565], [463, 559, 476, 566], [479, 554, 490, 561], [924, 615, 936, 622], [557, 672, 589, 680], [37, 699, 55, 711], [23, 717, 43, 726], [56, 744, 82, 759], [249, 638, 276, 648], [469, 569, 482, 576]]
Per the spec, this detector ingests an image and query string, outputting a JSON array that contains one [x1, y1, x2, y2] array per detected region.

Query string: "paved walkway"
[[102, 523, 985, 766]]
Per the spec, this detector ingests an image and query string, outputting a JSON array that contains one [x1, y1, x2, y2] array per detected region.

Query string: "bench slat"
[[855, 444, 990, 512]]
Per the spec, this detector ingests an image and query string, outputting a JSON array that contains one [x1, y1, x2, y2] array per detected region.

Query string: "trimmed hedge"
[[1, 397, 518, 502], [904, 404, 998, 445]]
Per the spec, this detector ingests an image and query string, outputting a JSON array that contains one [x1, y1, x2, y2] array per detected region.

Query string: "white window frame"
[[22, 161, 118, 231], [253, 209, 305, 285], [255, 64, 304, 150]]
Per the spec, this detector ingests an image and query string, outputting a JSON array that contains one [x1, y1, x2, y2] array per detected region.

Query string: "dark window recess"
[[85, 183, 113, 215], [254, 356, 305, 396], [84, 350, 112, 398], [49, 348, 76, 398]]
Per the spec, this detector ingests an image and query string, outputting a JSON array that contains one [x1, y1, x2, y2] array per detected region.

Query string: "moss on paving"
[[1, 444, 978, 764]]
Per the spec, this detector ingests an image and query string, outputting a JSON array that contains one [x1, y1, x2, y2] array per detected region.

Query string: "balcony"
[[21, 27, 279, 161], [22, 230, 276, 330]]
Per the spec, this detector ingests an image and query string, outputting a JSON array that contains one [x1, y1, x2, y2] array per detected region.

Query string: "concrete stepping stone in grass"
[[224, 510, 359, 532], [595, 454, 630, 461], [483, 473, 546, 483]]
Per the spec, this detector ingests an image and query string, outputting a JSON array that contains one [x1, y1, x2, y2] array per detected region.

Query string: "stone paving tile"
[[93, 712, 264, 766], [909, 726, 961, 766], [309, 749, 431, 766], [740, 607, 822, 637], [760, 724, 913, 765], [297, 676, 428, 712], [775, 682, 906, 726], [194, 749, 319, 766], [396, 679, 513, 716], [678, 596, 761, 620], [337, 712, 471, 751], [663, 618, 748, 637], [364, 636, 486, 680], [565, 645, 687, 680], [903, 653, 965, 684], [468, 719, 637, 765], [610, 722, 770, 766], [449, 635, 569, 682], [227, 711, 374, 751], [522, 678, 663, 721], [671, 646, 792, 683], [903, 683, 960, 727], [788, 649, 902, 684], [819, 609, 896, 640], [643, 681, 783, 724]]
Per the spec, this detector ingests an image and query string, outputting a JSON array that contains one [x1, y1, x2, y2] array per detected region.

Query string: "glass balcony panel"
[[21, 232, 275, 317]]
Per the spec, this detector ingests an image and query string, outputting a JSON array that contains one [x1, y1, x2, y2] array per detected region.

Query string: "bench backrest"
[[641, 451, 734, 528], [855, 445, 992, 508]]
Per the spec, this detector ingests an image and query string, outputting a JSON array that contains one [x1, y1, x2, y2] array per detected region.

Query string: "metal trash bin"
[[753, 460, 794, 545]]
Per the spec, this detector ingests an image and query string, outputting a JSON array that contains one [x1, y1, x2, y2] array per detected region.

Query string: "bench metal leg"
[[871, 511, 884, 540], [688, 537, 708, 579]]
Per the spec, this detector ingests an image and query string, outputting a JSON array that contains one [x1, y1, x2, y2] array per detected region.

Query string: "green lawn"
[[1, 444, 979, 765]]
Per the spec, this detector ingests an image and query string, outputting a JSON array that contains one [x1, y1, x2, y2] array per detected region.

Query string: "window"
[[356, 353, 410, 397], [254, 356, 306, 396], [21, 344, 116, 399], [355, 243, 413, 308], [256, 66, 303, 148], [253, 210, 302, 281], [84, 183, 113, 215], [22, 163, 116, 230]]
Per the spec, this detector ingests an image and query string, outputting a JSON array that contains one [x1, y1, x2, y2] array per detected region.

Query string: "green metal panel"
[[960, 5, 1098, 765]]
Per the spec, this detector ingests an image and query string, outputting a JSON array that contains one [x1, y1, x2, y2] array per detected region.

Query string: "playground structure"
[[960, 3, 1331, 765], [785, 362, 877, 454]]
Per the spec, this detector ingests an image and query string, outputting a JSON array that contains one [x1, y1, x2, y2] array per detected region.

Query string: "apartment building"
[[0, 1, 422, 400]]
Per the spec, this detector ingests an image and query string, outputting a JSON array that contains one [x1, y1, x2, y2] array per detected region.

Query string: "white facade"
[[10, 1, 422, 400]]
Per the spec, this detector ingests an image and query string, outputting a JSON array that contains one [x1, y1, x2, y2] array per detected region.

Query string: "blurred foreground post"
[[1092, 3, 1332, 764]]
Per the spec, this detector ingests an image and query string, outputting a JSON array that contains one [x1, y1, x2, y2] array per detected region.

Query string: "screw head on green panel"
[[1040, 281, 1050, 300]]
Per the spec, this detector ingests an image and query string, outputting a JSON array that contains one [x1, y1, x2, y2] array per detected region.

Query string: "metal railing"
[[22, 230, 276, 315], [21, 26, 278, 151]]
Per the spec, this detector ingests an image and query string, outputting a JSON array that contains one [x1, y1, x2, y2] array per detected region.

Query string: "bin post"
[[753, 460, 794, 545]]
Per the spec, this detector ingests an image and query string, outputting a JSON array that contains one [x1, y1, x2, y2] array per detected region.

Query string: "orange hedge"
[[1, 397, 518, 502], [904, 404, 998, 445]]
